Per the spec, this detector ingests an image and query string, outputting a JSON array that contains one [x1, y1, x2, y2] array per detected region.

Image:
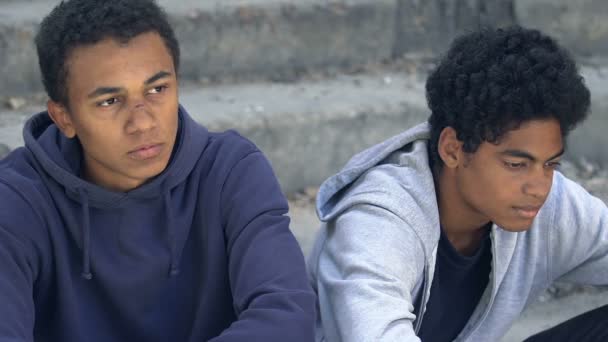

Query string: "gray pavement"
[[503, 290, 608, 341]]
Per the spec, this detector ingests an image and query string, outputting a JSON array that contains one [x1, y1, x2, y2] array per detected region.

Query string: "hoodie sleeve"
[[0, 184, 41, 342], [211, 150, 316, 342], [549, 173, 608, 285], [314, 204, 425, 341]]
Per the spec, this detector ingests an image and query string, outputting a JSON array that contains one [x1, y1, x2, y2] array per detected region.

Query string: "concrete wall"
[[516, 0, 608, 57]]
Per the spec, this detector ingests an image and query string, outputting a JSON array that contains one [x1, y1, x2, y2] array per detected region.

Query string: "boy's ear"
[[47, 100, 76, 138], [437, 127, 464, 169]]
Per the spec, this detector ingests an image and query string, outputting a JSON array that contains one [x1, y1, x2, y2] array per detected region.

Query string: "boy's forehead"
[[66, 33, 175, 98], [65, 32, 174, 87], [68, 32, 167, 61], [487, 118, 564, 155], [504, 119, 561, 139]]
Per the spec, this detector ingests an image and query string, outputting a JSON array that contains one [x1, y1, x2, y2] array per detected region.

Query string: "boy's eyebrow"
[[547, 148, 565, 161], [500, 148, 565, 162], [87, 86, 122, 99], [87, 71, 172, 99], [144, 70, 172, 85]]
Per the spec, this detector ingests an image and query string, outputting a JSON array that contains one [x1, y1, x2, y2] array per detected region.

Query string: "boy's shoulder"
[[197, 129, 260, 169], [192, 128, 272, 186], [0, 149, 50, 244], [0, 147, 44, 189], [0, 147, 52, 215], [207, 129, 258, 156]]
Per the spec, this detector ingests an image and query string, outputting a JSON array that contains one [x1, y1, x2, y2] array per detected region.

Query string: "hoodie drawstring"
[[79, 189, 93, 280], [77, 188, 179, 280], [164, 190, 180, 277]]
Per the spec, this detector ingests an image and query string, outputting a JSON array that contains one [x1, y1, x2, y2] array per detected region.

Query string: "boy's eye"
[[546, 161, 562, 169], [504, 161, 526, 169], [98, 98, 118, 107], [148, 85, 168, 94]]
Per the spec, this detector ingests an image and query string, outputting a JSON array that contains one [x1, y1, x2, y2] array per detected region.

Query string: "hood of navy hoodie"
[[23, 105, 207, 280]]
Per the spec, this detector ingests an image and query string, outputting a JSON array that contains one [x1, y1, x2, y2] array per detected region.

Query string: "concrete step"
[[2, 65, 608, 194], [0, 0, 518, 97], [3, 0, 608, 97], [502, 290, 608, 341], [516, 0, 608, 57]]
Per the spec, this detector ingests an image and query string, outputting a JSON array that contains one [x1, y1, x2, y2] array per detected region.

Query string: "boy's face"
[[48, 31, 179, 192], [450, 118, 564, 232]]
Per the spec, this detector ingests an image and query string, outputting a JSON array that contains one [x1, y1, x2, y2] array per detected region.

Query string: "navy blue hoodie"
[[0, 106, 315, 341]]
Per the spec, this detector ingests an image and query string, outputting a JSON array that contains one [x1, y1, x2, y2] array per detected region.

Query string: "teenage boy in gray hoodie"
[[308, 26, 608, 341]]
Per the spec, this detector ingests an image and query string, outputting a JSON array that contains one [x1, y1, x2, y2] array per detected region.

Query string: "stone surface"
[[565, 66, 608, 166], [515, 0, 608, 57], [0, 143, 10, 159], [394, 0, 515, 57], [502, 290, 608, 341], [2, 0, 608, 97], [0, 0, 397, 96], [5, 97, 26, 110]]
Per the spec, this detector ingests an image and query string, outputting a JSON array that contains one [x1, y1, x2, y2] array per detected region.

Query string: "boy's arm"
[[549, 173, 608, 284], [314, 204, 425, 341], [210, 151, 316, 342], [0, 184, 41, 342], [0, 225, 36, 342]]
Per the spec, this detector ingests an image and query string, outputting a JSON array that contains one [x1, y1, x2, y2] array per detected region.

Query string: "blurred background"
[[1, 1, 607, 340]]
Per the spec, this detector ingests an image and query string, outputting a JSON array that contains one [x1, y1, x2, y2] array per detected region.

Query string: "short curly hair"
[[35, 0, 180, 106], [426, 26, 590, 169]]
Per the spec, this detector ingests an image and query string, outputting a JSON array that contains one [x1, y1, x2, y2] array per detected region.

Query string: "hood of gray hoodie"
[[311, 122, 441, 339], [315, 122, 440, 291], [308, 122, 608, 342]]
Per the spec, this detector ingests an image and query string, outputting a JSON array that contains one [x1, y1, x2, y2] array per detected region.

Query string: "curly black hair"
[[426, 26, 590, 169], [35, 0, 180, 106]]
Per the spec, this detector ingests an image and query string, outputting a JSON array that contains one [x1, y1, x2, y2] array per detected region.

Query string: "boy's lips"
[[128, 143, 164, 160], [513, 205, 542, 219]]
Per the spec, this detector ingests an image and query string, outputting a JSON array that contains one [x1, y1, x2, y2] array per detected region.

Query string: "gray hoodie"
[[307, 122, 608, 341]]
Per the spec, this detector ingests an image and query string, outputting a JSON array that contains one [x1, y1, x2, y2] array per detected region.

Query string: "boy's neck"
[[434, 167, 492, 256]]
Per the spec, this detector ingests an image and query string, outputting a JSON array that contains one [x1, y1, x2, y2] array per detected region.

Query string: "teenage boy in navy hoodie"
[[0, 0, 315, 341]]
